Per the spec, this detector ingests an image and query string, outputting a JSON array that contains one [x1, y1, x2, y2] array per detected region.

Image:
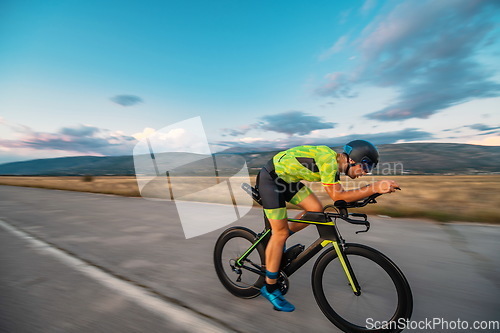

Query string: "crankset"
[[277, 271, 290, 295]]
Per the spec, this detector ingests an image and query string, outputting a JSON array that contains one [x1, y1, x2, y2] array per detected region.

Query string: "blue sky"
[[1, 0, 499, 163]]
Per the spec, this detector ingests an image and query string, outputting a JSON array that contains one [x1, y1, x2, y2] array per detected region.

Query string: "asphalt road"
[[0, 186, 499, 333]]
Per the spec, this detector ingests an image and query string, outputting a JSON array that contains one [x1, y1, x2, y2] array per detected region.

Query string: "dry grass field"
[[311, 175, 500, 223], [1, 175, 499, 223]]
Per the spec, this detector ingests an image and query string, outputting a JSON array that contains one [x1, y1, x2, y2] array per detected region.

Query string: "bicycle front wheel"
[[213, 227, 266, 299], [312, 244, 413, 333]]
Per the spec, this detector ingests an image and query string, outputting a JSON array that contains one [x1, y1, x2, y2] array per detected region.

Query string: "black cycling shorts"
[[256, 160, 312, 219]]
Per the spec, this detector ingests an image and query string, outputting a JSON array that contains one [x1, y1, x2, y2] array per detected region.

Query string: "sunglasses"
[[359, 157, 376, 173]]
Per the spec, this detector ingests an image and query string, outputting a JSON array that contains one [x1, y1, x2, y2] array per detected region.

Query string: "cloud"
[[60, 124, 101, 137], [465, 123, 500, 132], [132, 127, 157, 140], [221, 125, 254, 137], [222, 111, 337, 137], [313, 128, 434, 146], [338, 9, 352, 25], [319, 35, 349, 60], [216, 128, 433, 150], [442, 123, 500, 138], [110, 95, 144, 107], [0, 117, 33, 134], [0, 124, 137, 156], [223, 128, 249, 136], [316, 72, 357, 98], [257, 111, 337, 136], [361, 0, 376, 13], [317, 0, 500, 121]]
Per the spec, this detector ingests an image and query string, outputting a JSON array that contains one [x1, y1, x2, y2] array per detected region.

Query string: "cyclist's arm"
[[324, 183, 376, 203], [324, 180, 399, 203]]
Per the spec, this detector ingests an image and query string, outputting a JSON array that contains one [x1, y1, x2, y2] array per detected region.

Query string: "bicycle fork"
[[323, 240, 362, 296]]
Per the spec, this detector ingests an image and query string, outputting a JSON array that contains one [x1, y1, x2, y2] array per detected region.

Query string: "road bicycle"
[[214, 183, 413, 333]]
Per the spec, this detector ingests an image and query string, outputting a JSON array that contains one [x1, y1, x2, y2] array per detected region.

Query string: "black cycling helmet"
[[343, 140, 379, 173]]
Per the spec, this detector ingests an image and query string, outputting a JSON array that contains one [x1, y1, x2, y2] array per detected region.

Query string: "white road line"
[[0, 219, 233, 333]]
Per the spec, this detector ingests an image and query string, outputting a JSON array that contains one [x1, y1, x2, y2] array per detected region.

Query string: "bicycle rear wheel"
[[312, 244, 413, 333], [214, 227, 266, 299]]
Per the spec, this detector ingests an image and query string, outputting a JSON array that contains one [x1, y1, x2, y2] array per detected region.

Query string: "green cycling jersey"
[[272, 145, 340, 186]]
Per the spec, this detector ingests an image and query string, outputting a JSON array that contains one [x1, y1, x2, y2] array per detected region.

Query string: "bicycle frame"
[[235, 211, 362, 295]]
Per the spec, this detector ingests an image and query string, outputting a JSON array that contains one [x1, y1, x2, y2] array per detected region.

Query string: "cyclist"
[[256, 140, 400, 312]]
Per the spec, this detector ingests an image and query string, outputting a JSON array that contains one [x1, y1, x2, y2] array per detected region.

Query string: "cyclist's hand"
[[374, 180, 400, 194]]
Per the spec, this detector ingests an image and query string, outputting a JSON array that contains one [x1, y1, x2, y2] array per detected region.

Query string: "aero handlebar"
[[323, 188, 401, 233]]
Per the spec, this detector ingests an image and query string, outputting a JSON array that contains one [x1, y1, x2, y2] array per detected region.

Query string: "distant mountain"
[[0, 143, 499, 176], [375, 143, 500, 174], [0, 156, 135, 176]]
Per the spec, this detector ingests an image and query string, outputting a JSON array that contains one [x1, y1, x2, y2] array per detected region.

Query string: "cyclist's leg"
[[287, 184, 323, 233], [256, 164, 289, 278], [257, 163, 295, 311], [265, 217, 289, 282], [261, 216, 295, 311]]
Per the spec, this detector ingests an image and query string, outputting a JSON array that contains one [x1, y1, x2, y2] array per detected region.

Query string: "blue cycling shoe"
[[260, 285, 295, 312]]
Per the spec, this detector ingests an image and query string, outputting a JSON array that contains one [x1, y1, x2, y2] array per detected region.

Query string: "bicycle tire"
[[214, 227, 266, 299], [312, 244, 413, 333]]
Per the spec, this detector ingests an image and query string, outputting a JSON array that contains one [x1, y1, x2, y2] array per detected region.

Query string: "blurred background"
[[1, 0, 499, 332]]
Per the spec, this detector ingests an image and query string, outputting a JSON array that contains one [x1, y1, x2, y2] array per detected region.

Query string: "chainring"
[[277, 271, 290, 295]]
